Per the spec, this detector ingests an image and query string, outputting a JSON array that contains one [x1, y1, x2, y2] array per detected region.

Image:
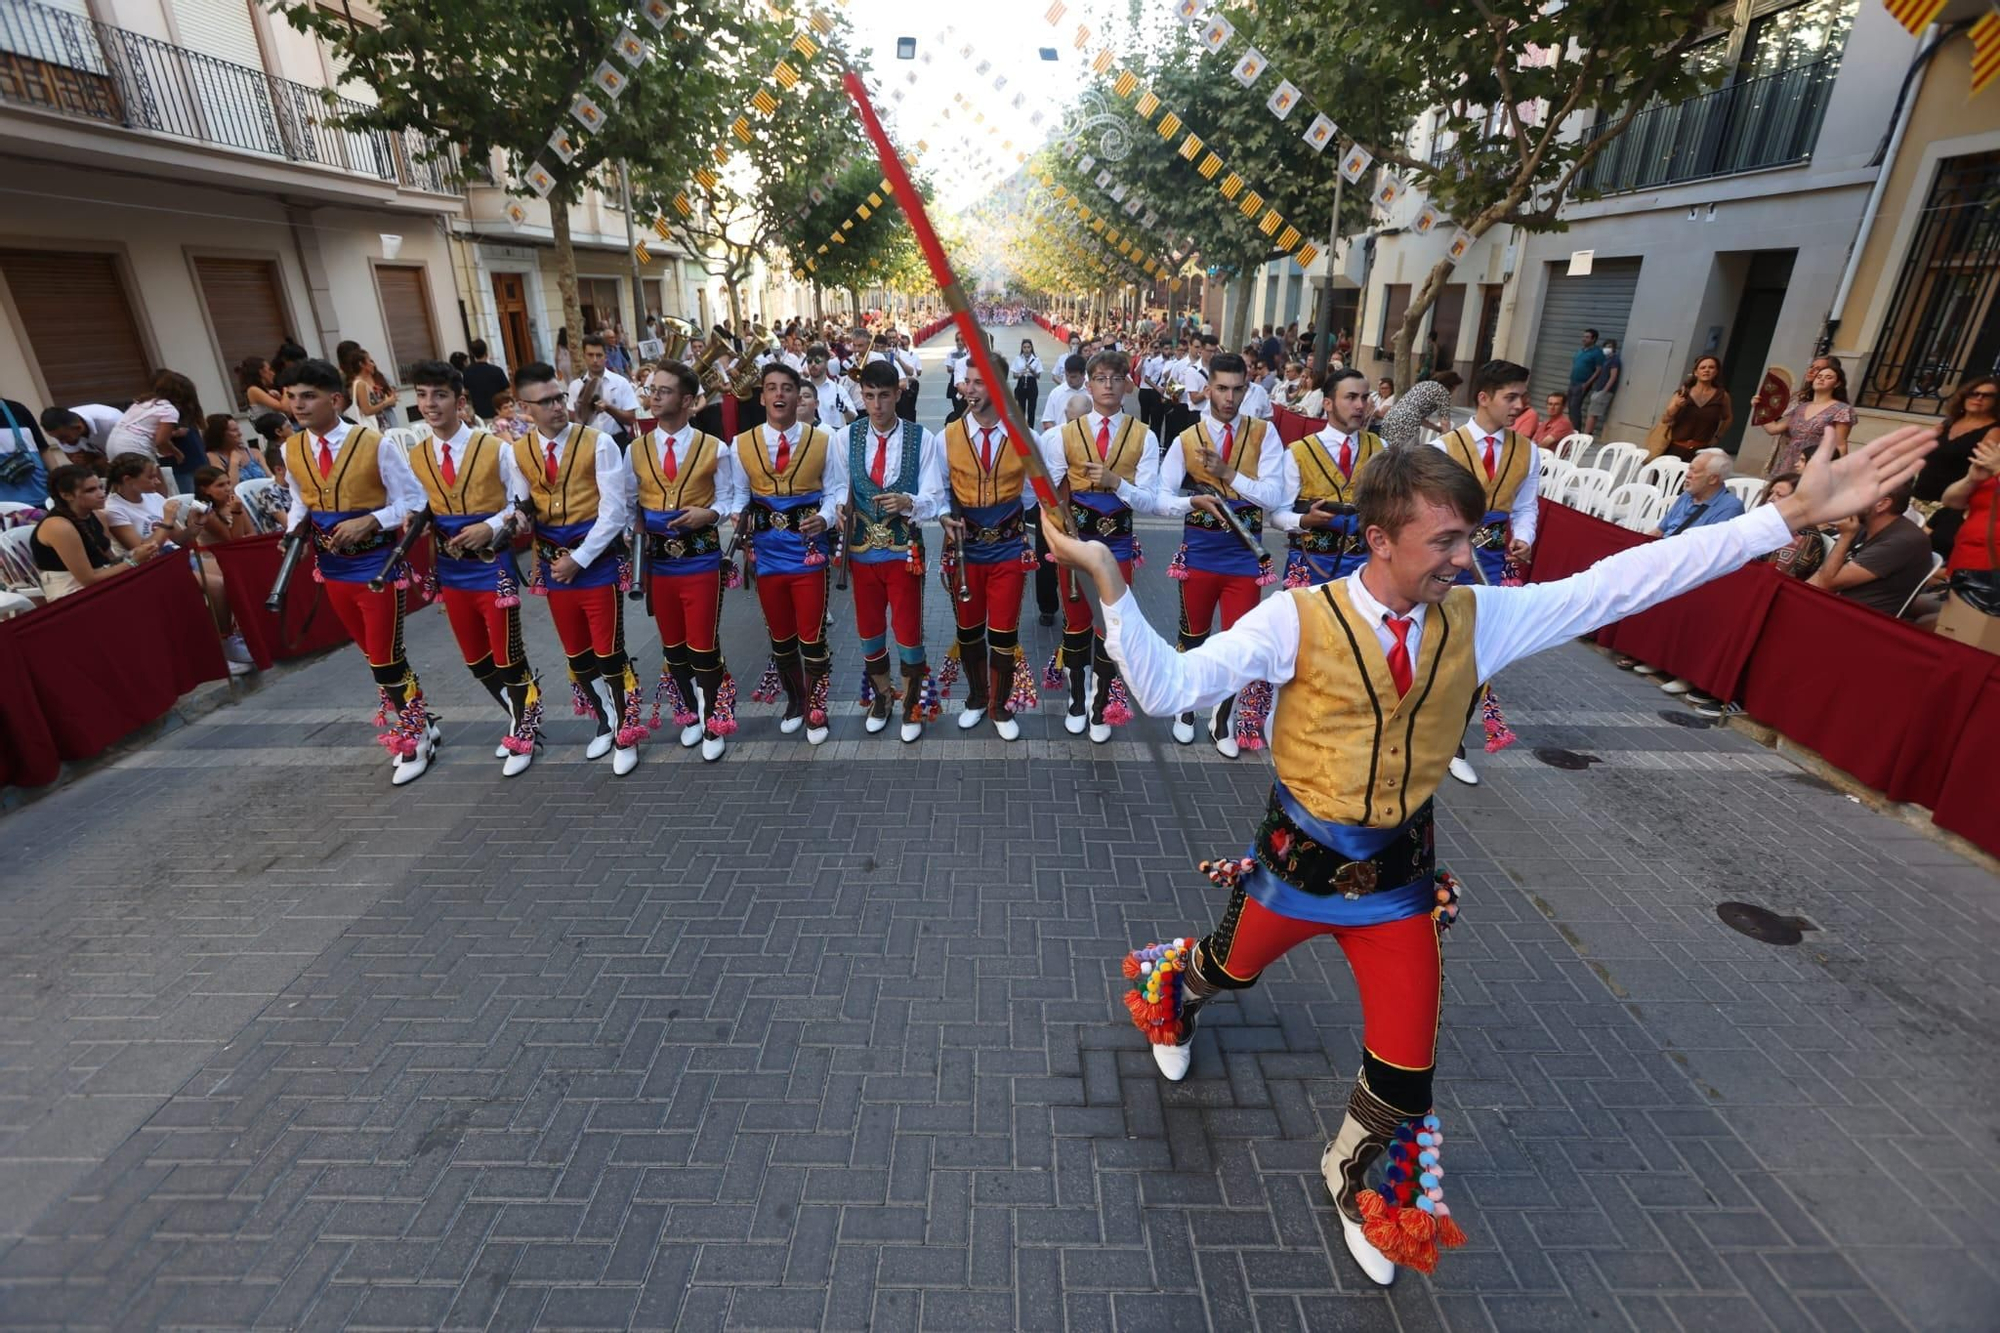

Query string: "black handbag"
[[1945, 491, 2000, 616], [0, 402, 37, 486]]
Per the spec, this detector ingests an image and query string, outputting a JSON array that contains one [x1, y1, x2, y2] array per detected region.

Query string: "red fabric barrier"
[[0, 626, 57, 788], [1934, 668, 2000, 852], [1273, 404, 1326, 444], [211, 532, 437, 670], [0, 554, 228, 785]]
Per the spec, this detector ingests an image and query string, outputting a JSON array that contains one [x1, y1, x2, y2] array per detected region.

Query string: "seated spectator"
[[39, 405, 121, 467], [1647, 449, 1744, 537], [202, 415, 269, 485], [1292, 368, 1324, 419], [1759, 473, 1825, 581], [189, 465, 256, 544], [1809, 478, 1933, 617], [100, 456, 252, 668], [1, 396, 51, 510], [1369, 377, 1394, 423], [1514, 392, 1576, 449], [30, 465, 124, 600]]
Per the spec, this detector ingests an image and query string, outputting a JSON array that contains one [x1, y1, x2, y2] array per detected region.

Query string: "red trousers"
[[1215, 900, 1441, 1071], [1179, 567, 1260, 638], [1058, 559, 1134, 633], [955, 560, 1025, 635], [322, 580, 404, 668], [546, 584, 622, 657], [650, 569, 722, 652], [756, 568, 829, 644], [850, 559, 923, 656], [440, 587, 520, 668]]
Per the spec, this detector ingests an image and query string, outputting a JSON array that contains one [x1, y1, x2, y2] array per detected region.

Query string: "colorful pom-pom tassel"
[[1282, 549, 1311, 589], [708, 672, 739, 736], [1007, 650, 1040, 713], [1481, 685, 1517, 753], [937, 650, 960, 701], [915, 668, 942, 722], [1043, 647, 1065, 692], [806, 671, 830, 728], [1167, 545, 1190, 581], [750, 656, 782, 706], [569, 679, 593, 717], [1103, 676, 1133, 727], [1234, 679, 1273, 752]]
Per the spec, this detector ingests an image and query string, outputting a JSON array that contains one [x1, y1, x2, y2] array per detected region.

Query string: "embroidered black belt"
[[1187, 504, 1263, 536], [645, 526, 721, 560], [1253, 793, 1434, 899], [850, 514, 919, 553], [312, 527, 392, 554], [1068, 501, 1132, 541], [1293, 527, 1366, 556], [1473, 519, 1510, 551], [747, 505, 807, 533], [967, 512, 1025, 544]]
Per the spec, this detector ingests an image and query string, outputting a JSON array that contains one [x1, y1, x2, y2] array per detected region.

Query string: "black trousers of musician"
[[1025, 510, 1060, 618], [1013, 377, 1039, 426]]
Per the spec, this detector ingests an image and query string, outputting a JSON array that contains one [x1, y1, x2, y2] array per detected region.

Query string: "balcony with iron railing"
[[0, 0, 456, 195], [1577, 57, 1839, 196]]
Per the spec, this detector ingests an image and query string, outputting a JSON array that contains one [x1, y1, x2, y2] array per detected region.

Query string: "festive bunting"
[[525, 163, 556, 197], [569, 93, 605, 132], [1303, 113, 1336, 153], [640, 0, 669, 30], [592, 61, 628, 100], [1446, 228, 1474, 261], [1231, 48, 1267, 87], [547, 129, 579, 164], [1974, 8, 2000, 94], [653, 215, 671, 242], [634, 239, 652, 265], [1197, 14, 1234, 52], [1339, 144, 1374, 184], [1885, 0, 1947, 35], [614, 27, 646, 67], [1414, 203, 1444, 235], [1267, 80, 1300, 120]]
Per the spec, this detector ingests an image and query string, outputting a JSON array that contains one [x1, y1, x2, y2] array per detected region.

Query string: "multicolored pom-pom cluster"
[[1120, 937, 1193, 1046], [1357, 1113, 1468, 1273], [1481, 686, 1517, 753], [1433, 870, 1462, 931], [1234, 680, 1274, 751], [1198, 856, 1256, 891], [750, 657, 783, 706], [1167, 545, 1190, 582]]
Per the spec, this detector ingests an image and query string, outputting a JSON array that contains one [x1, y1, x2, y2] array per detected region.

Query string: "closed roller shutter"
[[193, 257, 288, 401], [166, 0, 263, 66], [0, 248, 150, 406], [1529, 258, 1641, 402], [373, 263, 439, 382]]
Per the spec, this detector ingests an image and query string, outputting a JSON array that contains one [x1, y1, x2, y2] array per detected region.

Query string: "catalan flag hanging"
[[750, 88, 779, 117], [672, 193, 692, 218], [1974, 7, 2000, 94], [653, 215, 671, 242], [634, 240, 652, 265], [1884, 0, 1946, 36]]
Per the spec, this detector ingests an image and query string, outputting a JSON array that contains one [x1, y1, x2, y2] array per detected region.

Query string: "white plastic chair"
[[1539, 456, 1575, 500], [0, 500, 39, 530], [1636, 457, 1690, 498], [0, 526, 39, 593], [0, 589, 34, 620], [1896, 552, 1945, 620], [1592, 442, 1646, 491], [1559, 466, 1616, 516], [1604, 482, 1666, 532], [1723, 476, 1764, 510], [383, 426, 423, 453], [236, 478, 280, 533], [1553, 432, 1594, 463]]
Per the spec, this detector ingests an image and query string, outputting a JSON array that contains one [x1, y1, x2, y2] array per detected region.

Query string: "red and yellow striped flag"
[[1156, 112, 1181, 138], [791, 32, 818, 60], [1045, 0, 1066, 23], [1092, 49, 1114, 74], [773, 60, 800, 90], [1295, 243, 1320, 268], [750, 88, 779, 117], [635, 240, 652, 265], [1179, 133, 1202, 160], [1278, 224, 1301, 251], [1885, 0, 1946, 35], [1219, 172, 1243, 199], [731, 115, 754, 142], [1259, 210, 1281, 237], [1974, 8, 2000, 93], [1136, 90, 1159, 118], [694, 166, 718, 191], [1114, 69, 1138, 97], [672, 193, 693, 218], [1239, 191, 1263, 218], [653, 215, 671, 242], [1198, 152, 1222, 180]]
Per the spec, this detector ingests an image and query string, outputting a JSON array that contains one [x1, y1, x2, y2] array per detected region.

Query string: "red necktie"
[[774, 431, 791, 473], [317, 435, 334, 479], [1384, 615, 1414, 697], [1220, 424, 1234, 466], [980, 428, 994, 471], [871, 433, 889, 486], [544, 438, 560, 485], [1337, 436, 1354, 477], [1482, 436, 1498, 479], [1095, 417, 1111, 461], [439, 441, 456, 487], [661, 436, 678, 481]]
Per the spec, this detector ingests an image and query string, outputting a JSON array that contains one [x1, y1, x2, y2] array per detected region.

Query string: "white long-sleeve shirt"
[[1270, 426, 1362, 534], [1037, 411, 1160, 512], [826, 420, 949, 524], [527, 425, 633, 568], [1241, 380, 1274, 421], [1151, 412, 1294, 519], [1009, 354, 1044, 381], [284, 419, 425, 531], [1104, 504, 1792, 717], [741, 421, 840, 529], [420, 421, 526, 534], [808, 376, 858, 430], [1039, 383, 1089, 430], [1432, 425, 1541, 546], [635, 423, 746, 517]]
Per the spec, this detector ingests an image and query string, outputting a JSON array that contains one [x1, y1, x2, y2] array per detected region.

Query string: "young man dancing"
[[1045, 426, 1932, 1288]]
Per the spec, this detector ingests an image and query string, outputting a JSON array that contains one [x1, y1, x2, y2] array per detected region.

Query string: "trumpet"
[[657, 316, 695, 364]]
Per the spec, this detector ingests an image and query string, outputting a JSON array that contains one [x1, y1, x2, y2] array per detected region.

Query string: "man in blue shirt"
[[1648, 449, 1744, 537], [1567, 329, 1605, 419]]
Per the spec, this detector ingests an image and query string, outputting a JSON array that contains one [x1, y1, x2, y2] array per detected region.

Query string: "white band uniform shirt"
[[1430, 427, 1541, 545], [284, 419, 427, 531], [527, 426, 636, 566], [567, 369, 640, 439], [826, 422, 950, 523], [1150, 412, 1295, 519], [1038, 384, 1091, 431]]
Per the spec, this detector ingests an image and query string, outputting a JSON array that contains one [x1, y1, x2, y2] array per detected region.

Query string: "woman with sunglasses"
[[1916, 377, 2000, 557]]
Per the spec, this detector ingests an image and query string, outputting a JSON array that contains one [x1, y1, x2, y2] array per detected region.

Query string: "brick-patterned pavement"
[[1, 324, 1994, 1331]]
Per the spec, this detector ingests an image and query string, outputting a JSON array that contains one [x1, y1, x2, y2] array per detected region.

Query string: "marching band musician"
[[1272, 368, 1386, 590], [512, 360, 643, 775], [633, 361, 741, 762], [831, 361, 949, 742], [408, 359, 541, 777]]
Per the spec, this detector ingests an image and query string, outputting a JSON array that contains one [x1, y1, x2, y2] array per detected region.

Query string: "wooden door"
[[490, 272, 530, 372]]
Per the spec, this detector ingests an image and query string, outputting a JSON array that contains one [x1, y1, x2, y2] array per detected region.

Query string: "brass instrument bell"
[[658, 317, 695, 363]]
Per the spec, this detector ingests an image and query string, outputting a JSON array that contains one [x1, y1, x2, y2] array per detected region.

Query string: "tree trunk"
[[723, 267, 746, 333], [550, 196, 584, 350], [812, 282, 824, 323], [846, 286, 862, 323], [1225, 271, 1253, 351], [1394, 255, 1458, 391]]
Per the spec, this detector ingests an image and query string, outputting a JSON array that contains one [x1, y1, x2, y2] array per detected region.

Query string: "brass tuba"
[[689, 329, 734, 395], [728, 329, 773, 400], [657, 316, 695, 364]]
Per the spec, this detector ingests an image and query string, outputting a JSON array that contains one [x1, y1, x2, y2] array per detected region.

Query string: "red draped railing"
[[1532, 500, 2000, 859], [1273, 404, 1326, 443]]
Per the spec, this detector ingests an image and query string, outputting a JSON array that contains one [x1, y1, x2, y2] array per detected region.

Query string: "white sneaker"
[[502, 748, 532, 778], [701, 732, 727, 762], [779, 714, 804, 735], [994, 716, 1020, 742], [806, 724, 829, 746], [679, 721, 703, 748], [865, 712, 889, 734], [1172, 714, 1196, 745], [1632, 663, 1661, 676], [1214, 732, 1240, 759], [227, 659, 252, 677], [1448, 755, 1479, 785], [1089, 721, 1112, 744], [1660, 677, 1691, 695], [1151, 1040, 1193, 1082], [390, 733, 433, 787], [1064, 709, 1088, 735], [957, 705, 986, 730], [900, 721, 921, 743], [221, 633, 254, 666], [585, 731, 614, 760], [1338, 1212, 1397, 1287], [612, 744, 638, 776]]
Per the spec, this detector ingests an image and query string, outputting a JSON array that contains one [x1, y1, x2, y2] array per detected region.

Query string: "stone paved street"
[[1, 324, 1996, 1331]]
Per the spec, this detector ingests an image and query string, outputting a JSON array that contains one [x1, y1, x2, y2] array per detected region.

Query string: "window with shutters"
[[577, 277, 622, 336], [372, 263, 439, 383], [193, 256, 289, 401], [0, 248, 151, 406]]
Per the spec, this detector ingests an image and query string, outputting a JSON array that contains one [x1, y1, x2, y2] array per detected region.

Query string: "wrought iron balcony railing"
[[0, 0, 456, 194], [1578, 58, 1839, 196]]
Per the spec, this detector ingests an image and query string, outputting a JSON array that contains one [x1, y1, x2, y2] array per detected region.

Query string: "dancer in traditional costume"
[[832, 360, 948, 742], [632, 360, 739, 762], [1044, 427, 1933, 1287], [1153, 352, 1289, 756], [408, 360, 539, 776], [939, 359, 1040, 741], [278, 358, 435, 785], [1036, 349, 1159, 743], [511, 361, 642, 775], [1273, 369, 1384, 590]]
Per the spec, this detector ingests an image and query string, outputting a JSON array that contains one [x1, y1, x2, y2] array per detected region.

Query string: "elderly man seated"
[[1647, 448, 1744, 538]]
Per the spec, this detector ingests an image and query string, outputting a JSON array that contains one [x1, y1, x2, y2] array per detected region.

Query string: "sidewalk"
[[0, 323, 1992, 1331]]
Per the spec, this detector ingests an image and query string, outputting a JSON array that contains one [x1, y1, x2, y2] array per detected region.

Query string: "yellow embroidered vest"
[[411, 431, 507, 515], [733, 424, 829, 498], [1439, 425, 1531, 515], [1291, 431, 1384, 506], [512, 425, 607, 527], [283, 427, 386, 513], [1270, 581, 1481, 827], [944, 417, 1027, 506], [1061, 415, 1144, 486], [1175, 417, 1266, 498], [633, 428, 722, 511]]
